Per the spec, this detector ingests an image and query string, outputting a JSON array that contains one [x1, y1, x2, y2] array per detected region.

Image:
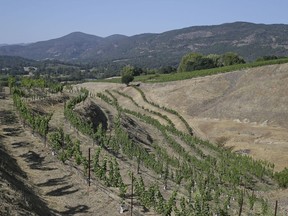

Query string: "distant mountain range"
[[1, 22, 288, 68]]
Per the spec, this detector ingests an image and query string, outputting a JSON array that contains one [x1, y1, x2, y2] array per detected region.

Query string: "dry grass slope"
[[136, 63, 288, 171]]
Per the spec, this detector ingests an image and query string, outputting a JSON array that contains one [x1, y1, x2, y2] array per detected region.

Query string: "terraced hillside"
[[1, 63, 288, 215], [136, 63, 288, 171]]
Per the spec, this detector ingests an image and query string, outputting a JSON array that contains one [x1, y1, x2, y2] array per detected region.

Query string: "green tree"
[[206, 54, 223, 67], [177, 53, 215, 72], [121, 65, 134, 86], [121, 65, 134, 74], [177, 53, 203, 72], [133, 66, 144, 76], [221, 52, 245, 66]]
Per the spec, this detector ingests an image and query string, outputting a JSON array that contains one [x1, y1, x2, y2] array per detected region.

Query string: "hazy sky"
[[1, 0, 288, 44]]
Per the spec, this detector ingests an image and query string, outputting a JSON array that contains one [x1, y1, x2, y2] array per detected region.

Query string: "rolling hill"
[[1, 22, 288, 68]]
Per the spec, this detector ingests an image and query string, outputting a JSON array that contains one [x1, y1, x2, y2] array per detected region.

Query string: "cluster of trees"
[[256, 55, 286, 62], [1, 56, 101, 82], [177, 52, 245, 72], [0, 56, 37, 76], [119, 52, 247, 85], [2, 51, 287, 82]]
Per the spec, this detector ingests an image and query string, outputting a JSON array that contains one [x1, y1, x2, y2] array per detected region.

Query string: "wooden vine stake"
[[274, 200, 278, 216], [238, 190, 244, 216], [131, 172, 134, 216], [88, 148, 91, 187]]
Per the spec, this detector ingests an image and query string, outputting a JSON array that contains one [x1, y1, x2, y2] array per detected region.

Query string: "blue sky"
[[1, 0, 288, 44]]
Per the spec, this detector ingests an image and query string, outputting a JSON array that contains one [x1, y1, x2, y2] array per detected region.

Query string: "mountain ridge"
[[1, 22, 288, 68]]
